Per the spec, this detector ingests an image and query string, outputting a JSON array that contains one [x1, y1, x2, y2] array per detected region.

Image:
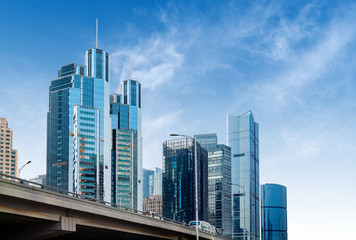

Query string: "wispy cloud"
[[143, 110, 183, 167], [255, 8, 356, 105], [110, 32, 184, 91]]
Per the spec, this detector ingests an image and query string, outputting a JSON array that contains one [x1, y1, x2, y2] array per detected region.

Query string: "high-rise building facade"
[[195, 133, 232, 237], [143, 167, 162, 199], [111, 129, 137, 209], [162, 138, 208, 223], [151, 167, 162, 196], [110, 79, 142, 210], [261, 184, 287, 240], [143, 168, 154, 199], [227, 111, 260, 240], [47, 48, 111, 202], [0, 118, 18, 177]]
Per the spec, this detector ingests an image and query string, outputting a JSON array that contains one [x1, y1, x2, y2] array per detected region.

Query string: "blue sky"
[[0, 0, 355, 239]]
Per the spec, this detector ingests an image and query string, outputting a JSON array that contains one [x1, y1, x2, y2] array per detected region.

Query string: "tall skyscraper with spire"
[[46, 22, 111, 202], [227, 111, 260, 240]]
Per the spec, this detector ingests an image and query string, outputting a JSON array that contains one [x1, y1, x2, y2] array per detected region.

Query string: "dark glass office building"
[[261, 184, 287, 240], [195, 134, 232, 238], [162, 138, 208, 223], [227, 111, 260, 240]]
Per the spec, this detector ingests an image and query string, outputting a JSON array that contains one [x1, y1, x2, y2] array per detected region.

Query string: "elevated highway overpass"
[[0, 175, 229, 240]]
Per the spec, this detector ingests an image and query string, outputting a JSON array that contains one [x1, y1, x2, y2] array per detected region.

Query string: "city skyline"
[[0, 1, 355, 239]]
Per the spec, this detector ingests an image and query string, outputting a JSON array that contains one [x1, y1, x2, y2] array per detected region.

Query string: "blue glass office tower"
[[143, 167, 162, 199], [110, 79, 142, 210], [162, 138, 209, 223], [261, 184, 287, 240], [47, 48, 111, 202], [151, 167, 162, 196], [143, 168, 154, 199], [195, 134, 232, 237], [227, 111, 260, 240]]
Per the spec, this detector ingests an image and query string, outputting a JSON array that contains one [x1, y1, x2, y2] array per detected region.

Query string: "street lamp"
[[170, 134, 199, 240], [225, 181, 245, 240], [18, 160, 31, 178]]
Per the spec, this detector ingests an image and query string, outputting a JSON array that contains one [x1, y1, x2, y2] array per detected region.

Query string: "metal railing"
[[0, 172, 229, 239]]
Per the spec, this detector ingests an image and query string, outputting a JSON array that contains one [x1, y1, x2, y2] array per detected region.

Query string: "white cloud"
[[238, 5, 356, 106], [142, 110, 183, 168]]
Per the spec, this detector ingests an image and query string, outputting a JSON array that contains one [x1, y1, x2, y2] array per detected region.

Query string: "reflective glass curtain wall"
[[162, 138, 208, 223], [152, 167, 162, 195], [261, 184, 287, 240], [143, 168, 154, 199], [120, 80, 142, 210], [85, 49, 111, 202], [111, 129, 137, 209], [195, 134, 232, 238], [47, 48, 111, 202], [110, 80, 142, 210], [227, 111, 260, 240]]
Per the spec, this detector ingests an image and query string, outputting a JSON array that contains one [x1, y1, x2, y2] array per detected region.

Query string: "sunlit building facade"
[[227, 111, 260, 240], [195, 133, 232, 237], [143, 194, 162, 215], [47, 48, 111, 202], [0, 118, 18, 177], [162, 138, 208, 223], [261, 184, 287, 240]]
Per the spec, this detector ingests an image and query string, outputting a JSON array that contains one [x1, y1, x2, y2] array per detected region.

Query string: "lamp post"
[[225, 181, 246, 240], [18, 160, 31, 178], [170, 134, 199, 240]]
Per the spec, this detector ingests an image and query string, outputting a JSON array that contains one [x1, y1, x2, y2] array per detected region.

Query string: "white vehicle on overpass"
[[189, 220, 216, 234]]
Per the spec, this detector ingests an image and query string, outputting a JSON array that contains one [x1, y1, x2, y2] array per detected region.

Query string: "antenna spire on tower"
[[96, 19, 98, 48], [130, 54, 132, 80]]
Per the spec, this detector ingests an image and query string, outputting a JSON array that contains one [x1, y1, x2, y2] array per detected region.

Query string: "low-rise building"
[[143, 194, 162, 216]]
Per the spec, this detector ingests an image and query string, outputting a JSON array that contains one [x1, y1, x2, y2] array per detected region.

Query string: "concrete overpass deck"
[[0, 175, 229, 240]]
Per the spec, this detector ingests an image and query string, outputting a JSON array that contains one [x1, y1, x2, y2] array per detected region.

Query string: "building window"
[[139, 83, 141, 108], [131, 81, 136, 106], [105, 53, 109, 82], [96, 50, 102, 79], [88, 51, 92, 76], [124, 81, 127, 104]]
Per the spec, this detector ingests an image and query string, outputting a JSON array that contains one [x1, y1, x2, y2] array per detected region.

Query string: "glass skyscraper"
[[261, 184, 287, 240], [151, 167, 162, 196], [195, 133, 232, 238], [162, 138, 209, 223], [47, 48, 111, 202], [143, 168, 154, 199], [110, 79, 142, 210], [227, 111, 260, 240], [111, 128, 137, 209], [143, 167, 162, 199]]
